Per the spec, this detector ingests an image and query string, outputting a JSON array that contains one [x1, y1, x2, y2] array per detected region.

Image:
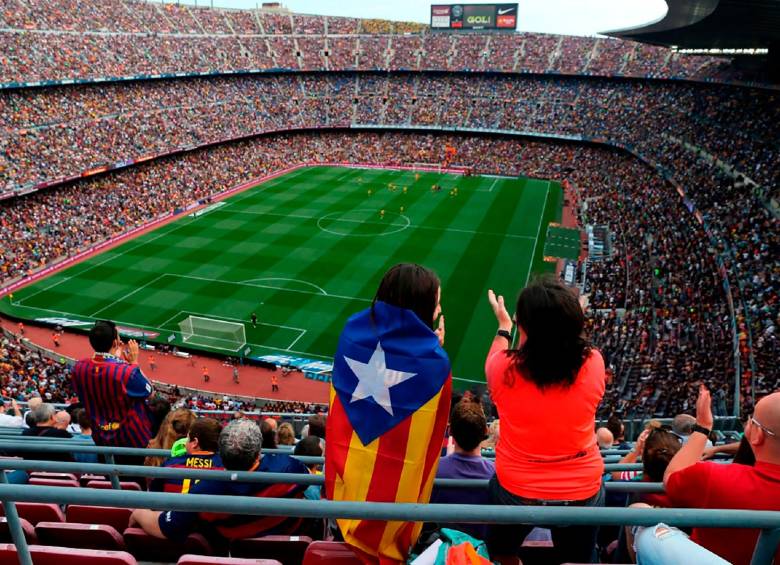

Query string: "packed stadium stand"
[[0, 0, 779, 563]]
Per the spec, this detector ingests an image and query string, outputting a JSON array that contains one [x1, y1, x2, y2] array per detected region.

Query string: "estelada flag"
[[325, 301, 452, 564]]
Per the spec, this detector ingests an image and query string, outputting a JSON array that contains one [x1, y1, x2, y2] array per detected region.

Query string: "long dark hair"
[[508, 276, 591, 388], [642, 427, 682, 482], [373, 263, 440, 329]]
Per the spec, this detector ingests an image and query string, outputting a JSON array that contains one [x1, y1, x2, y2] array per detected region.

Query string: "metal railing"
[[0, 439, 644, 469], [0, 481, 778, 565], [0, 458, 654, 489]]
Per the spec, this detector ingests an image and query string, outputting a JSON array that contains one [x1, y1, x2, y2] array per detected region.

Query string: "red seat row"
[[0, 540, 363, 564], [0, 502, 367, 564], [0, 544, 284, 565]]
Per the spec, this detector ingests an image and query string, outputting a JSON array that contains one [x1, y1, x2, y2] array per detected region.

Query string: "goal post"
[[178, 315, 246, 352], [410, 162, 443, 174]]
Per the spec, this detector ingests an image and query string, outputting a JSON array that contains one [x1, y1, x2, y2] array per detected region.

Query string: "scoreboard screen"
[[430, 4, 518, 31]]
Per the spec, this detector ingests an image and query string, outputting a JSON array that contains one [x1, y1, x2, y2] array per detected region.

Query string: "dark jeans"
[[487, 474, 605, 564]]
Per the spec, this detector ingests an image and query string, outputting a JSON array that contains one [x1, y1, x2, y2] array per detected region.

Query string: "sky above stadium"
[[173, 0, 668, 36]]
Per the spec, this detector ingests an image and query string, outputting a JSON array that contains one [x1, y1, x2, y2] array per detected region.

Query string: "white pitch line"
[[285, 329, 307, 351], [525, 181, 551, 286], [488, 178, 500, 192], [15, 216, 198, 307], [165, 273, 372, 303], [89, 274, 166, 318], [170, 307, 306, 333], [10, 301, 334, 361], [240, 277, 328, 296], [212, 209, 535, 240]]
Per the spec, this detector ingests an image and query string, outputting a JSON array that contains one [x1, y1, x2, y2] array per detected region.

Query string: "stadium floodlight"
[[179, 315, 246, 352]]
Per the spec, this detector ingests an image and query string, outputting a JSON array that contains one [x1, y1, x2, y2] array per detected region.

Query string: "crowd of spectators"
[[0, 335, 73, 403], [2, 124, 775, 417], [0, 0, 747, 86], [3, 72, 774, 417]]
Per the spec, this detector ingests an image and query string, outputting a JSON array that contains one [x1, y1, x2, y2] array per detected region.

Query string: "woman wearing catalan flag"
[[325, 263, 451, 564]]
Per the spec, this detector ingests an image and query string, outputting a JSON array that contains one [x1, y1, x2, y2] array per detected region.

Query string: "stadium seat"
[[36, 521, 126, 551], [0, 502, 65, 525], [67, 505, 132, 533], [0, 516, 38, 544], [0, 543, 137, 564], [30, 472, 79, 482], [230, 535, 312, 563], [301, 541, 363, 564], [29, 477, 81, 488], [123, 528, 213, 561], [79, 474, 108, 487], [86, 480, 142, 491], [178, 556, 282, 565]]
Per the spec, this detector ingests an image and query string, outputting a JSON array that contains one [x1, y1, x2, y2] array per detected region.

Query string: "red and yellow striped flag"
[[325, 301, 452, 563]]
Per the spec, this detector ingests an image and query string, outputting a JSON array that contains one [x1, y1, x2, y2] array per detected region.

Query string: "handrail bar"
[[0, 458, 652, 486]]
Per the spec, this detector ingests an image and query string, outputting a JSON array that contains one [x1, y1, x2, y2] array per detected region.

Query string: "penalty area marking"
[[240, 278, 328, 296], [317, 210, 411, 237], [159, 310, 306, 352]]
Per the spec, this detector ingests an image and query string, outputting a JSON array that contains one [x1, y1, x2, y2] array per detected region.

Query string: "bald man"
[[659, 386, 780, 565], [595, 427, 614, 450], [54, 411, 71, 431]]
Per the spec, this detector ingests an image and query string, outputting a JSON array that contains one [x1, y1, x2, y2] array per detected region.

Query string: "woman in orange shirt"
[[485, 276, 606, 563]]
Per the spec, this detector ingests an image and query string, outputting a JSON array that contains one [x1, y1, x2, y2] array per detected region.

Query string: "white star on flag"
[[344, 341, 416, 415]]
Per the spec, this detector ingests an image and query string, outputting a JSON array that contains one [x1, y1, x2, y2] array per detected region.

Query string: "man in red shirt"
[[661, 386, 780, 565]]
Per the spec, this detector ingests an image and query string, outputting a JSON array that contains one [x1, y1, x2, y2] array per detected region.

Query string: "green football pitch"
[[1, 166, 564, 384]]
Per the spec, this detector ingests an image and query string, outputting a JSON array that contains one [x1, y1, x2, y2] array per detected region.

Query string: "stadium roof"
[[603, 0, 780, 50]]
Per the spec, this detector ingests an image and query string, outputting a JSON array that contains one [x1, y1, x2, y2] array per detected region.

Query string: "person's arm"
[[485, 289, 514, 390], [702, 441, 740, 460], [9, 400, 21, 417], [129, 509, 166, 539], [126, 367, 153, 399], [612, 429, 649, 481], [664, 384, 713, 486]]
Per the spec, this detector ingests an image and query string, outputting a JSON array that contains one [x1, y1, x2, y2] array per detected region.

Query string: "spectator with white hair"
[[19, 403, 73, 461], [130, 419, 310, 550]]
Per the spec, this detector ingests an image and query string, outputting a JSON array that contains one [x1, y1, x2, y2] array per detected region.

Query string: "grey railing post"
[[0, 471, 33, 565], [103, 454, 123, 490], [751, 527, 780, 565]]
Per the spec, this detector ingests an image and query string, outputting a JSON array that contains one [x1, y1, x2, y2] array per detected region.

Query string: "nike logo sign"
[[497, 7, 514, 14]]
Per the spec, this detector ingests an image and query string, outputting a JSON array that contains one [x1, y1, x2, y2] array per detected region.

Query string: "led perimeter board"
[[430, 4, 518, 31]]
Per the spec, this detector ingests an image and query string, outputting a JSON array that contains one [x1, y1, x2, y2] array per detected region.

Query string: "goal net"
[[178, 315, 246, 352]]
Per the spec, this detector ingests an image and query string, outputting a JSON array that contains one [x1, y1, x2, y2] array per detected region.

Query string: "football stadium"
[[0, 0, 778, 563]]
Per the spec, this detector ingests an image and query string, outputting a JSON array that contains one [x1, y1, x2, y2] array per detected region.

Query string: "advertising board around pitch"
[[430, 4, 518, 31]]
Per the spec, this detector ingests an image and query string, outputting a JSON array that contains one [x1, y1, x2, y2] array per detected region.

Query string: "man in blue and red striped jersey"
[[70, 320, 154, 449], [150, 418, 225, 493], [130, 419, 309, 551]]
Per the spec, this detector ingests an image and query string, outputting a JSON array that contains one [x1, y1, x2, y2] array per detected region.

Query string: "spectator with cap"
[[130, 419, 309, 550]]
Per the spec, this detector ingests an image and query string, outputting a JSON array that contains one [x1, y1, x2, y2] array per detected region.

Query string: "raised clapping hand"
[[123, 339, 140, 365], [434, 315, 445, 347], [488, 289, 513, 332], [634, 428, 651, 456], [695, 383, 714, 431]]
